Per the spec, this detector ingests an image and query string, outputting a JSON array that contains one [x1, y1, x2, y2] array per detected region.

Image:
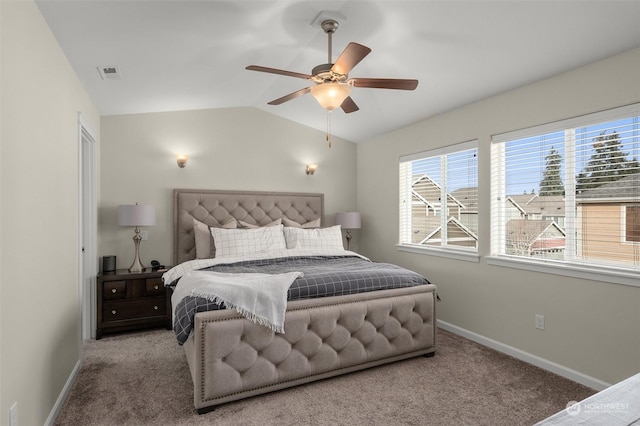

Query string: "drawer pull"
[[112, 289, 117, 293], [154, 285, 159, 290], [154, 305, 159, 310], [111, 310, 117, 315]]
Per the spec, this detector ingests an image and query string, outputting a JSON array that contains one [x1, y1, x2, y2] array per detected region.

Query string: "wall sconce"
[[176, 154, 188, 168], [305, 164, 318, 175]]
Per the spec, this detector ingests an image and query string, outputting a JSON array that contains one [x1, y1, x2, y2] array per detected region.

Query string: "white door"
[[78, 113, 97, 340]]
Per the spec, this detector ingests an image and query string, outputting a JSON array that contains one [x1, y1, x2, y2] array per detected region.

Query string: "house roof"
[[524, 195, 565, 216], [412, 175, 465, 208], [449, 187, 478, 211], [507, 194, 566, 216], [506, 219, 566, 244], [577, 173, 640, 202], [420, 216, 478, 244], [508, 194, 538, 205], [530, 238, 566, 250]]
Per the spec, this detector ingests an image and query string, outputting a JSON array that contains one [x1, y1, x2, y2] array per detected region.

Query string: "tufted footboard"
[[183, 284, 437, 413]]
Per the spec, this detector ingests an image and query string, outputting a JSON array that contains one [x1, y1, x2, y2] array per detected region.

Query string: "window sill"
[[396, 244, 480, 263], [486, 256, 640, 288]]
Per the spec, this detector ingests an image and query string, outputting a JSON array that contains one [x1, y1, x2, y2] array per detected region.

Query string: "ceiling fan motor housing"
[[311, 63, 348, 84]]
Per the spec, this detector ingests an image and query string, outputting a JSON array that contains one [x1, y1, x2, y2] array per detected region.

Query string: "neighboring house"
[[450, 186, 479, 233], [506, 194, 566, 227], [576, 174, 640, 265], [503, 194, 567, 258], [506, 219, 566, 259], [410, 174, 478, 247], [410, 175, 572, 253]]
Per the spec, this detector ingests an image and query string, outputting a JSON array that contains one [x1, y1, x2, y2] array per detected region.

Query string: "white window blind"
[[491, 104, 640, 273], [399, 140, 478, 252]]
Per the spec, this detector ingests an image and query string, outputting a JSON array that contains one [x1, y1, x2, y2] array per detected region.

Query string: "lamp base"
[[128, 229, 145, 273], [345, 230, 353, 251]]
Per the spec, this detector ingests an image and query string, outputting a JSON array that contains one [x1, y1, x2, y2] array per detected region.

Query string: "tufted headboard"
[[173, 189, 324, 265]]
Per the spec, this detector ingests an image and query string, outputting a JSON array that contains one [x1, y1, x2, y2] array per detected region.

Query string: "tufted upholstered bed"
[[167, 189, 437, 413]]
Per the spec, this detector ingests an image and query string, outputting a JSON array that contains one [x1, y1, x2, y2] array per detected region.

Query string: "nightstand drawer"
[[103, 298, 166, 322], [145, 278, 165, 296], [103, 281, 127, 300]]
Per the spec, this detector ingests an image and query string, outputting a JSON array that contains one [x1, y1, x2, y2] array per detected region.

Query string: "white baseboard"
[[437, 320, 611, 391], [44, 358, 83, 426]]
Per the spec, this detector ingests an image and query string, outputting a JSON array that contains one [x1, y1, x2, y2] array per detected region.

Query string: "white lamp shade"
[[117, 204, 155, 227], [310, 83, 351, 111], [335, 212, 361, 229]]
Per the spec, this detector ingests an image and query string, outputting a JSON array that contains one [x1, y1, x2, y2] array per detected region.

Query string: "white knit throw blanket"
[[183, 270, 303, 333]]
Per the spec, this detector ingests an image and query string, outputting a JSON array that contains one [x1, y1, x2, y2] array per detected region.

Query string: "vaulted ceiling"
[[36, 1, 640, 142]]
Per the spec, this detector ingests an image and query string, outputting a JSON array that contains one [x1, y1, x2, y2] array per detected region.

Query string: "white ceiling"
[[36, 1, 640, 143]]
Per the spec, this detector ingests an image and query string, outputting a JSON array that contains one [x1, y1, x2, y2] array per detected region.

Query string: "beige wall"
[[0, 1, 100, 425], [357, 47, 640, 386], [99, 108, 357, 267]]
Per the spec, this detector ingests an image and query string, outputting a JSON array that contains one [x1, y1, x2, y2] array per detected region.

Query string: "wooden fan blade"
[[331, 42, 372, 75], [267, 87, 312, 105], [340, 96, 359, 113], [246, 65, 312, 80], [350, 78, 419, 90]]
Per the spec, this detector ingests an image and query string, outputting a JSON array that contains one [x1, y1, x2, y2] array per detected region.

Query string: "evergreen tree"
[[539, 147, 564, 196], [576, 131, 640, 193]]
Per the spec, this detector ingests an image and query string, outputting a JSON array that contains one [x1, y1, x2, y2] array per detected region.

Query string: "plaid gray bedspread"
[[172, 255, 430, 344]]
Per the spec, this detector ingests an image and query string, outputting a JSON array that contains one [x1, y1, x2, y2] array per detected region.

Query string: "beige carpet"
[[54, 328, 595, 426]]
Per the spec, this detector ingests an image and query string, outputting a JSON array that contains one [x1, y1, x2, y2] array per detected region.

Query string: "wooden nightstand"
[[96, 268, 171, 339]]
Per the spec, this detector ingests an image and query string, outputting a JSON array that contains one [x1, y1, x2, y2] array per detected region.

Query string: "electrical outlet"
[[140, 230, 148, 241], [10, 402, 18, 426], [535, 314, 545, 330]]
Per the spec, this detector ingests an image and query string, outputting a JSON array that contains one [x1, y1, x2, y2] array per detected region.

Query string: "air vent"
[[97, 66, 122, 80]]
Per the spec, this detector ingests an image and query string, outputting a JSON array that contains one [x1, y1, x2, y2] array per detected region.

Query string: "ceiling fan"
[[246, 19, 418, 113]]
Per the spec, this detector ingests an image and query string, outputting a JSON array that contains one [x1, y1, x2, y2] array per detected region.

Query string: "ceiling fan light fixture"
[[310, 82, 351, 111]]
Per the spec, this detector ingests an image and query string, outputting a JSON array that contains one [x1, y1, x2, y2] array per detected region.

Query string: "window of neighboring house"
[[491, 103, 640, 280], [625, 205, 640, 243], [399, 140, 478, 260]]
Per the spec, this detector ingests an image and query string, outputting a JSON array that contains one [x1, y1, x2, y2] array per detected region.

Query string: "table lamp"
[[118, 203, 155, 272], [335, 212, 361, 251]]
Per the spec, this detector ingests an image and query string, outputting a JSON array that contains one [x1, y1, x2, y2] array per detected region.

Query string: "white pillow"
[[283, 225, 344, 250], [193, 218, 237, 259], [282, 217, 321, 228], [210, 224, 287, 258], [238, 218, 282, 229]]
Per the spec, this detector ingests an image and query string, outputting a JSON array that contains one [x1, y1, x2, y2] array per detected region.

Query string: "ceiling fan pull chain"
[[326, 111, 332, 148]]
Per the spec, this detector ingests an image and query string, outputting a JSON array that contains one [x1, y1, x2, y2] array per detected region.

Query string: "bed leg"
[[423, 351, 435, 358], [197, 406, 216, 415]]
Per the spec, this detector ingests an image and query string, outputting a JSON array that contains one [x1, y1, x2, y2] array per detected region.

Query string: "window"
[[625, 206, 640, 243], [491, 104, 640, 275], [399, 140, 478, 257]]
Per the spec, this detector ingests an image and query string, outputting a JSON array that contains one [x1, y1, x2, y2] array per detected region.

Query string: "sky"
[[505, 117, 637, 195]]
